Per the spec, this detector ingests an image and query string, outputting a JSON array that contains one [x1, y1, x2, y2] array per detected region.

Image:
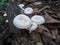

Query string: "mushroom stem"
[[27, 22, 38, 33]]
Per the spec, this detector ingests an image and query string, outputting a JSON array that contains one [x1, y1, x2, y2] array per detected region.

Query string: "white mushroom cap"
[[28, 22, 38, 33], [31, 15, 45, 25], [13, 14, 32, 29], [24, 7, 33, 14], [18, 4, 25, 10], [5, 20, 8, 23], [3, 13, 7, 17]]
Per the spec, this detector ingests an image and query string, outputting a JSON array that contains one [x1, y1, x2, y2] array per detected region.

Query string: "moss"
[[0, 0, 8, 10]]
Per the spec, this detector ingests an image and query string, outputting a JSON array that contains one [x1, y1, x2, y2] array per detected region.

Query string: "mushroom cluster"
[[18, 4, 33, 14], [13, 4, 45, 33]]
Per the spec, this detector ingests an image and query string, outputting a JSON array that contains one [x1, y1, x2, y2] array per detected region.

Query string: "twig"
[[44, 10, 55, 13], [38, 5, 50, 13]]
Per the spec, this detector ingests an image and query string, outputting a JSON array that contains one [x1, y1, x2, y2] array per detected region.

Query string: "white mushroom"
[[18, 4, 25, 10], [5, 20, 8, 23], [3, 13, 7, 17], [24, 7, 33, 14], [31, 15, 45, 25], [13, 14, 32, 29], [28, 22, 38, 33]]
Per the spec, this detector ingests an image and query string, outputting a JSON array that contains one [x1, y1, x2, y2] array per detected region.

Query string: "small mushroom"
[[13, 14, 32, 29], [31, 15, 45, 25], [3, 13, 7, 17], [5, 20, 8, 23], [18, 4, 25, 10], [24, 7, 33, 14], [27, 22, 38, 33]]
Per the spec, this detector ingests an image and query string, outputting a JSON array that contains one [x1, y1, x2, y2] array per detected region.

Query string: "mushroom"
[[27, 22, 38, 33], [3, 13, 7, 17], [18, 4, 25, 10], [31, 15, 45, 25], [5, 20, 8, 23], [24, 7, 33, 14], [13, 14, 32, 29]]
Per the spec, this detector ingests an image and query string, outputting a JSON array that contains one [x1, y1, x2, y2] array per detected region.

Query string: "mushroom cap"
[[3, 13, 7, 17], [18, 4, 25, 10], [24, 7, 33, 14], [28, 22, 38, 33], [13, 14, 32, 29], [31, 15, 45, 25], [5, 20, 8, 23]]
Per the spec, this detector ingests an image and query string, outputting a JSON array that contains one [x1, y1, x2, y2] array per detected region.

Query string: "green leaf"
[[0, 0, 8, 9]]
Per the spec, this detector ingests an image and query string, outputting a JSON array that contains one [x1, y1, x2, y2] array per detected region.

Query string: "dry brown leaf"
[[38, 25, 49, 33], [38, 25, 56, 39], [44, 11, 60, 23]]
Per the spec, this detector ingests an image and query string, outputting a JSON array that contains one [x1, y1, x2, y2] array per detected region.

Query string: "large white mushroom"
[[24, 7, 33, 14], [18, 4, 25, 10], [31, 15, 45, 25], [13, 14, 32, 29], [27, 22, 38, 33]]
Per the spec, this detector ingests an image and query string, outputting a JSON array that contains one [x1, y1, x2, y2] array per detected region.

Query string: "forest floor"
[[0, 0, 60, 45]]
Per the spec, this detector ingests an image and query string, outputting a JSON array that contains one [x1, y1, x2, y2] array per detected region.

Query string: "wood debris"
[[0, 0, 60, 45]]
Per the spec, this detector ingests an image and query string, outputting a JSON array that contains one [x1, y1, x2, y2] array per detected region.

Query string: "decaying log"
[[7, 1, 22, 33]]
